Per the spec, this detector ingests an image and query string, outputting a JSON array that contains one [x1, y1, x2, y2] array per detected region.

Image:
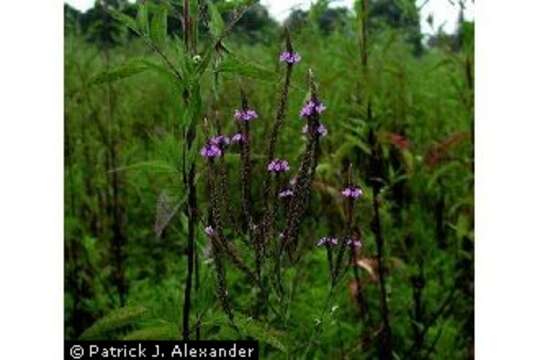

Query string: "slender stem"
[[360, 0, 373, 125], [404, 284, 458, 358], [180, 0, 198, 338], [183, 0, 190, 53], [182, 160, 197, 340], [104, 48, 127, 306], [411, 261, 426, 356], [238, 119, 253, 230], [266, 63, 293, 165], [208, 160, 239, 335], [372, 189, 392, 359], [301, 285, 337, 359]]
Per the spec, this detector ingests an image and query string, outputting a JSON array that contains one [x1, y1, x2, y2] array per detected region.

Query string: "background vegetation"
[[64, 0, 474, 358]]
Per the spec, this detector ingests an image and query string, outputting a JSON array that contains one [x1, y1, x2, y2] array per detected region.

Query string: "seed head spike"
[[285, 27, 293, 53], [308, 68, 319, 101], [202, 117, 210, 138], [240, 88, 248, 110]]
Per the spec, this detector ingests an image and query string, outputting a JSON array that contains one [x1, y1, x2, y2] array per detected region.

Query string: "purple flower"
[[231, 133, 245, 144], [279, 51, 301, 64], [302, 123, 328, 137], [315, 103, 326, 114], [317, 123, 328, 137], [299, 102, 314, 117], [209, 135, 230, 148], [341, 186, 363, 199], [267, 159, 290, 173], [234, 108, 258, 121], [204, 226, 215, 237], [300, 100, 326, 118], [347, 238, 362, 248], [317, 236, 338, 247], [200, 144, 222, 158], [278, 189, 294, 198]]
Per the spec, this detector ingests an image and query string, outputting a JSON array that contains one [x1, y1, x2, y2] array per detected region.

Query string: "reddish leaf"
[[425, 132, 469, 168], [381, 131, 411, 150]]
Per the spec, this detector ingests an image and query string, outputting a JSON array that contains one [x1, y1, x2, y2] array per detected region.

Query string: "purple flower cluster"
[[341, 186, 363, 199], [201, 134, 233, 159], [200, 131, 248, 159], [210, 135, 230, 147], [267, 159, 290, 173], [279, 51, 301, 64], [231, 133, 245, 144], [300, 100, 326, 118], [346, 238, 362, 248], [234, 108, 258, 122], [317, 236, 338, 247], [302, 123, 328, 137], [200, 144, 222, 159], [278, 189, 294, 198]]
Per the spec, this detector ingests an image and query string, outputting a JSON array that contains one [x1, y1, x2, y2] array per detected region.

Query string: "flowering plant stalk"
[[368, 128, 393, 359], [280, 69, 326, 262], [236, 90, 256, 233], [198, 31, 335, 322], [207, 154, 258, 284], [304, 167, 365, 357]]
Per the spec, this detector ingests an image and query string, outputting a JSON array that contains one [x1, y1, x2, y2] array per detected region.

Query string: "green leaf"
[[234, 315, 288, 353], [140, 59, 184, 92], [112, 160, 178, 174], [402, 149, 414, 173], [88, 59, 149, 86], [123, 323, 179, 340], [344, 134, 372, 155], [427, 161, 461, 191], [208, 313, 288, 353], [137, 2, 149, 35], [109, 8, 139, 34], [216, 55, 277, 82], [150, 6, 168, 48], [208, 2, 225, 38], [79, 306, 148, 340], [449, 213, 471, 240]]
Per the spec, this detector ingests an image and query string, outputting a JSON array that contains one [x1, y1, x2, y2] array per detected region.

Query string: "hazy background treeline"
[[64, 0, 473, 358], [65, 0, 466, 51]]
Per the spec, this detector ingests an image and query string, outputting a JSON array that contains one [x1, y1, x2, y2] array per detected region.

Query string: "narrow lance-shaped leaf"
[[123, 323, 180, 341], [208, 2, 225, 38], [108, 8, 139, 35], [139, 59, 184, 93], [88, 59, 149, 86], [217, 55, 277, 82], [79, 306, 148, 340], [136, 2, 150, 35], [150, 6, 168, 48], [193, 4, 253, 77]]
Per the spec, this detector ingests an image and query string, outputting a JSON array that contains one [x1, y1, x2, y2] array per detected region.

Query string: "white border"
[[0, 1, 63, 358], [1, 0, 540, 359], [476, 0, 540, 358]]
